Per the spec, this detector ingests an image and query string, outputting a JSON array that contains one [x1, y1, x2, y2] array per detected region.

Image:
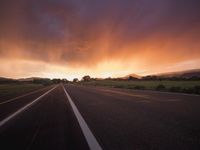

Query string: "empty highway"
[[1, 84, 200, 150]]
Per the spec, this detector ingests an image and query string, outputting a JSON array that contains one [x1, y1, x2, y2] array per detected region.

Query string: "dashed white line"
[[63, 86, 102, 150], [0, 86, 57, 128]]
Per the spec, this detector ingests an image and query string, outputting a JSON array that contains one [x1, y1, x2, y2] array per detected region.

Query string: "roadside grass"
[[80, 80, 200, 95], [0, 83, 44, 101]]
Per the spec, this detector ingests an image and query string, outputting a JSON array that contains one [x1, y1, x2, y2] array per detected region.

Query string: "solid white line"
[[0, 86, 57, 128], [63, 86, 102, 150], [0, 86, 51, 105]]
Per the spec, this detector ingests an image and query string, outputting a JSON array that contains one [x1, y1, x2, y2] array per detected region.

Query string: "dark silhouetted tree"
[[52, 79, 61, 84], [73, 78, 79, 83], [62, 79, 69, 83], [82, 75, 91, 82]]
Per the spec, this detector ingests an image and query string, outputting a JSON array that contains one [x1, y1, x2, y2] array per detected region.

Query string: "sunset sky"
[[0, 0, 200, 80]]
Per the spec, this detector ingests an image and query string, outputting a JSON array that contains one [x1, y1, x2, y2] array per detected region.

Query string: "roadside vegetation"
[[76, 75, 200, 95], [0, 74, 200, 99], [0, 83, 44, 101], [0, 78, 69, 101]]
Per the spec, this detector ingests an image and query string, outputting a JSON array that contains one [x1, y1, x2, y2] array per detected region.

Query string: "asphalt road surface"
[[1, 84, 200, 150]]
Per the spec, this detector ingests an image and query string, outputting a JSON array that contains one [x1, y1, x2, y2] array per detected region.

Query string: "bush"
[[169, 86, 181, 92], [134, 85, 146, 90], [156, 84, 166, 91], [182, 86, 200, 94], [194, 86, 200, 94], [114, 85, 124, 88]]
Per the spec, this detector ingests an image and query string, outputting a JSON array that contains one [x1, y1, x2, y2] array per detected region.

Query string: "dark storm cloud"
[[0, 0, 200, 66]]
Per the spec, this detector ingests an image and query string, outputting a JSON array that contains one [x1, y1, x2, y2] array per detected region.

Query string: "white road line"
[[63, 86, 103, 150], [0, 86, 51, 105], [0, 86, 57, 128]]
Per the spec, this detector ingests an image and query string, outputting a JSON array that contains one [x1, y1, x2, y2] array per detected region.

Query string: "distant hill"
[[157, 69, 200, 78], [123, 73, 141, 79], [0, 77, 50, 83], [18, 77, 40, 81], [17, 77, 45, 82], [0, 77, 15, 81], [123, 69, 200, 80], [0, 77, 50, 82], [0, 77, 18, 83]]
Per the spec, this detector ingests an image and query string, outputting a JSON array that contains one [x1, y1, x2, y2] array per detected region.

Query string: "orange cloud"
[[0, 0, 200, 79]]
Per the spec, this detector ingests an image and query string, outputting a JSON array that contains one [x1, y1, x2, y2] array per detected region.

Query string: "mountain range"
[[126, 69, 200, 79]]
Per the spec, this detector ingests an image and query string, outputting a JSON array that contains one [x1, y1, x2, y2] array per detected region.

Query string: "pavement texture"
[[1, 84, 200, 150]]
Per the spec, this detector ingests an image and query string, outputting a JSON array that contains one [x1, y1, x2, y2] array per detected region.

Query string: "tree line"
[[1, 75, 200, 85]]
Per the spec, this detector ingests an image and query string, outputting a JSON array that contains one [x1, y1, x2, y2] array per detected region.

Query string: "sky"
[[0, 0, 200, 80]]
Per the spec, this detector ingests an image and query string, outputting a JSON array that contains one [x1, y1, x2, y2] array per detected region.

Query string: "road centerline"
[[63, 85, 102, 150], [0, 85, 58, 128]]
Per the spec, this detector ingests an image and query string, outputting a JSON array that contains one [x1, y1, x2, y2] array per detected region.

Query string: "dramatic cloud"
[[0, 0, 200, 79]]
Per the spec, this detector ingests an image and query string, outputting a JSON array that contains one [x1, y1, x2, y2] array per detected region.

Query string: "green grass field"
[[0, 83, 44, 100], [80, 80, 200, 94]]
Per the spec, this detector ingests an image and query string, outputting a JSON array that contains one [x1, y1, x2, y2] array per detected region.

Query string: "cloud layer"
[[0, 0, 200, 78]]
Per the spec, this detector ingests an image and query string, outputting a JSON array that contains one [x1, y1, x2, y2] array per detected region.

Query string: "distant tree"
[[105, 77, 112, 80], [52, 79, 61, 84], [82, 75, 91, 82], [33, 79, 52, 86], [62, 79, 69, 83], [73, 78, 79, 83], [188, 76, 200, 81]]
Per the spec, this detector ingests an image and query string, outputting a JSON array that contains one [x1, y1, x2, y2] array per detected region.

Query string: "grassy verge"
[[79, 80, 200, 95], [0, 83, 44, 101]]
